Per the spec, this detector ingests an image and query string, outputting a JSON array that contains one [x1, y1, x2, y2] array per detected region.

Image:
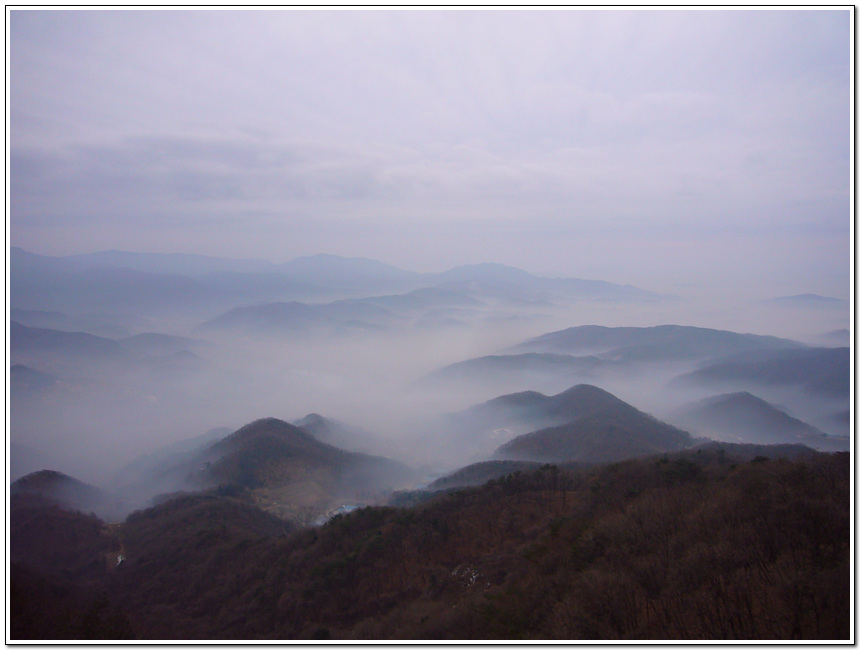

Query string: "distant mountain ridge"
[[677, 347, 849, 398], [10, 321, 131, 359], [426, 353, 607, 385], [196, 300, 397, 335], [675, 391, 845, 450], [514, 324, 804, 359], [423, 324, 810, 396], [293, 413, 385, 454], [9, 321, 206, 376], [279, 253, 424, 293], [12, 248, 668, 319], [63, 249, 280, 276], [766, 294, 845, 306], [10, 364, 59, 391], [432, 262, 663, 302]]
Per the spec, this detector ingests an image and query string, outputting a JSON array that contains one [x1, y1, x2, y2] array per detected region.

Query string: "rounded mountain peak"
[[216, 417, 318, 449]]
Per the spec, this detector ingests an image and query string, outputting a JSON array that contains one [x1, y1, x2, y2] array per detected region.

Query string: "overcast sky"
[[9, 9, 851, 297]]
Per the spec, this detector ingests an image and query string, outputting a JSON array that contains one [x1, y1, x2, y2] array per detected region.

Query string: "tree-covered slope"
[[11, 448, 849, 640]]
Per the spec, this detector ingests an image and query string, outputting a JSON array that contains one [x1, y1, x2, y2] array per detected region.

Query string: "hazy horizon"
[[8, 8, 852, 490], [9, 8, 852, 300]]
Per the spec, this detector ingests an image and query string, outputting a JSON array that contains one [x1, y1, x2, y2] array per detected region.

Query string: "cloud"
[[9, 9, 850, 295]]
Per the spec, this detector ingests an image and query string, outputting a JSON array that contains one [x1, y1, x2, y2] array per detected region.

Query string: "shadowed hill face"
[[10, 364, 59, 391], [124, 492, 294, 543], [10, 492, 120, 586], [543, 384, 628, 419], [675, 391, 845, 450], [10, 321, 130, 359], [678, 347, 850, 398], [196, 418, 418, 517], [205, 418, 353, 488], [459, 384, 628, 430], [11, 470, 112, 517], [439, 384, 692, 468], [494, 393, 693, 464], [423, 325, 812, 403], [212, 417, 339, 458]]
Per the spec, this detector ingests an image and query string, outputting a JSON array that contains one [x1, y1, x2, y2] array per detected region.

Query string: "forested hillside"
[[11, 448, 849, 640]]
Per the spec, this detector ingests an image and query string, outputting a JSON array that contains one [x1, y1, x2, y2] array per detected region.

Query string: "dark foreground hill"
[[9, 489, 290, 640], [425, 460, 544, 491], [9, 487, 138, 640], [424, 440, 819, 493], [10, 448, 848, 640]]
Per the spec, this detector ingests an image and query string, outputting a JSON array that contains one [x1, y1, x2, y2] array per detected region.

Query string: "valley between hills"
[[8, 249, 851, 640]]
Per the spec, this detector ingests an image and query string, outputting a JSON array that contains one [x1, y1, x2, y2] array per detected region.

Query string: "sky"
[[8, 8, 852, 298]]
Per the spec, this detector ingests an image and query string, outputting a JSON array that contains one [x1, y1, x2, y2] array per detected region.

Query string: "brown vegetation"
[[9, 449, 850, 640]]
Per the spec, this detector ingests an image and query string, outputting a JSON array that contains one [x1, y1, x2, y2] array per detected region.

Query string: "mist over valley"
[[9, 249, 851, 641], [8, 8, 851, 641], [10, 247, 850, 502]]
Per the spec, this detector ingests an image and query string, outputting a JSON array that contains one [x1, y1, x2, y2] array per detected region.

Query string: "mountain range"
[[9, 321, 207, 381], [676, 346, 850, 397], [432, 384, 697, 468], [512, 324, 803, 360], [421, 324, 821, 401], [675, 391, 847, 450], [11, 248, 668, 322], [8, 244, 850, 641], [492, 385, 694, 463]]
